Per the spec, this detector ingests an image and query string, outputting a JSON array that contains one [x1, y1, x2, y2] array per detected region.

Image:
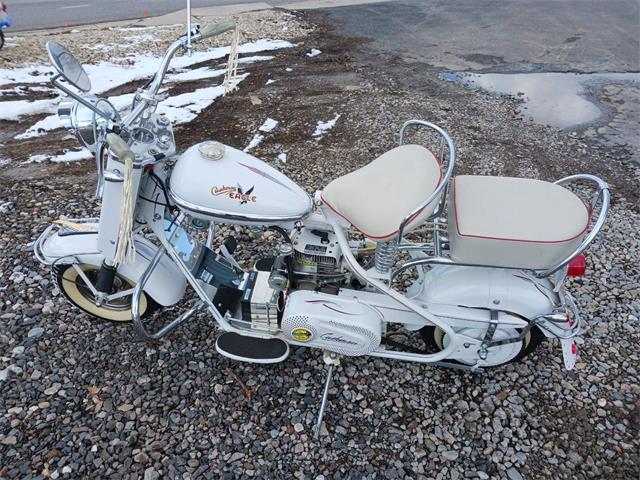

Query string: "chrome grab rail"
[[397, 120, 456, 240], [391, 174, 610, 281], [533, 174, 610, 278]]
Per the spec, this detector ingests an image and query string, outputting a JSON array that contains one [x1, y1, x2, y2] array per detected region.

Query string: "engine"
[[281, 290, 382, 356], [290, 228, 342, 278]]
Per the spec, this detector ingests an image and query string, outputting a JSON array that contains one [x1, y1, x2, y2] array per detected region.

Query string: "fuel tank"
[[169, 141, 313, 225]]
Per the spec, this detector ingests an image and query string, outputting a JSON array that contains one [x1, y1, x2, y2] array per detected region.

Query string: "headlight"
[[58, 96, 120, 153]]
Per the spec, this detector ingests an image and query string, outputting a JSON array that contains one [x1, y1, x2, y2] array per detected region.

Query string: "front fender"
[[35, 224, 186, 306]]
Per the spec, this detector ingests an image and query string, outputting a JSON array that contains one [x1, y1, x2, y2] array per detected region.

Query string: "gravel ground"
[[1, 10, 639, 480], [0, 10, 311, 67]]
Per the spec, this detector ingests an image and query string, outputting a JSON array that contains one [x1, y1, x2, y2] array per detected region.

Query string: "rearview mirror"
[[46, 41, 92, 92]]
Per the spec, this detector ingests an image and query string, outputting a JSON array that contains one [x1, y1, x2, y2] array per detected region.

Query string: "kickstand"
[[313, 352, 340, 439]]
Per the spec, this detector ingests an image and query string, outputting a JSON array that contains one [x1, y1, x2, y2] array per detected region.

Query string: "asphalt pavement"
[[7, 0, 272, 31], [320, 0, 640, 73], [5, 0, 388, 31]]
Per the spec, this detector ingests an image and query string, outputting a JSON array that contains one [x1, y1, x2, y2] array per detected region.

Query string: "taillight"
[[567, 254, 587, 276]]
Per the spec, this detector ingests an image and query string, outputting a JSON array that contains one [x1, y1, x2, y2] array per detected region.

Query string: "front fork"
[[95, 155, 144, 294]]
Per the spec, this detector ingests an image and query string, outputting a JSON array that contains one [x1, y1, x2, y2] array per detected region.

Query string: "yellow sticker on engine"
[[291, 328, 313, 342]]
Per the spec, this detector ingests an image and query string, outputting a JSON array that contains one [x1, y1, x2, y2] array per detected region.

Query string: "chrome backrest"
[[534, 174, 611, 278], [397, 120, 456, 240]]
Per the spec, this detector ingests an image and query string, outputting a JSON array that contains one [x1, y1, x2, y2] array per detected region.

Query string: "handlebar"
[[122, 21, 236, 128]]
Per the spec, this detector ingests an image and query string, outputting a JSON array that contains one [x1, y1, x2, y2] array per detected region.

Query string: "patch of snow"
[[26, 149, 92, 164], [0, 39, 292, 90], [0, 202, 14, 214], [0, 158, 11, 166], [313, 113, 342, 139], [0, 67, 53, 86], [126, 33, 155, 43], [88, 44, 119, 52], [51, 149, 93, 163], [307, 49, 321, 58], [15, 115, 65, 140], [0, 98, 57, 121], [266, 79, 276, 85], [286, 68, 293, 72], [277, 153, 287, 163], [3, 38, 292, 140], [236, 55, 275, 65], [158, 74, 248, 124], [244, 118, 279, 152], [0, 86, 51, 96], [25, 154, 48, 164], [259, 118, 279, 132], [243, 134, 264, 153], [168, 66, 227, 83]]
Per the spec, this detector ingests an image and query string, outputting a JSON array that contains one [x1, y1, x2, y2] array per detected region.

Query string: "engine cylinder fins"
[[374, 241, 399, 274]]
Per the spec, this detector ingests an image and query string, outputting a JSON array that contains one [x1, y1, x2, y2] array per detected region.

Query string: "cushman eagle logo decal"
[[211, 184, 257, 204], [291, 328, 313, 342]]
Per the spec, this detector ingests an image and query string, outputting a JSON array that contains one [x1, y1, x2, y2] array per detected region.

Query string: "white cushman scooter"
[[33, 13, 610, 437]]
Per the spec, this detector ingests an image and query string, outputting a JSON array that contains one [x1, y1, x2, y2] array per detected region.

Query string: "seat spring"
[[374, 241, 399, 274]]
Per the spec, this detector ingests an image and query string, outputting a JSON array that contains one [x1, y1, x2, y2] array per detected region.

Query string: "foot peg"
[[215, 332, 289, 364]]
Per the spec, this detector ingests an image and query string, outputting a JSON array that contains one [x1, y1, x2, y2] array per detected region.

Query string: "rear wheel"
[[420, 324, 545, 368], [55, 264, 159, 322]]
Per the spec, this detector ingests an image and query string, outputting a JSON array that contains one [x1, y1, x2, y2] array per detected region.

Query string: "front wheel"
[[420, 325, 545, 368], [55, 264, 159, 322]]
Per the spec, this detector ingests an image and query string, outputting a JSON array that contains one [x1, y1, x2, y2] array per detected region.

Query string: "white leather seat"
[[321, 145, 443, 241], [448, 175, 590, 270]]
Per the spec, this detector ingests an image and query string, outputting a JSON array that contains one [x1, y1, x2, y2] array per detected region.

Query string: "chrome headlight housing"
[[57, 96, 120, 152]]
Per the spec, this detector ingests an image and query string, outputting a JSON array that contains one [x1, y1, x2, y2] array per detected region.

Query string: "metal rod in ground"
[[313, 363, 334, 439]]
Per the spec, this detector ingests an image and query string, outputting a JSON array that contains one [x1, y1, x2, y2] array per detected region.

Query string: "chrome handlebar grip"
[[122, 22, 235, 129], [199, 20, 235, 39]]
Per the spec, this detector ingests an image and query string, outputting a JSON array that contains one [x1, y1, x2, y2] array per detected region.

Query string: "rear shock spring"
[[374, 241, 399, 274]]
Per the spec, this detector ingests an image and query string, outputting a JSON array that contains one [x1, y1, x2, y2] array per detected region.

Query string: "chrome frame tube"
[[397, 120, 456, 240], [131, 246, 203, 341]]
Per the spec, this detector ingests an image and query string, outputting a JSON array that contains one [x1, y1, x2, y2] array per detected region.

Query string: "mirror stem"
[[186, 0, 193, 57], [52, 75, 113, 122]]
